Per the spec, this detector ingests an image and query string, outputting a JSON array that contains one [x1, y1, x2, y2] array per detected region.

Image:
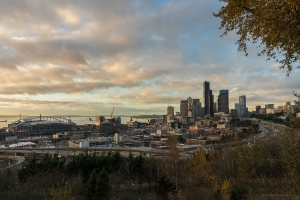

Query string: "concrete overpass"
[[0, 155, 25, 171], [0, 146, 191, 158]]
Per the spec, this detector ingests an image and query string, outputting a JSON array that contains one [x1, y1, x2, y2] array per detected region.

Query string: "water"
[[0, 115, 152, 127]]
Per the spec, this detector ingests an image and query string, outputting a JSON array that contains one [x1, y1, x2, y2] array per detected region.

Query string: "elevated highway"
[[0, 146, 190, 158], [0, 155, 25, 171]]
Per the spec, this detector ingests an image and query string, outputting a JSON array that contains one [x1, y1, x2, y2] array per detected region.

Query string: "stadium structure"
[[8, 116, 77, 138]]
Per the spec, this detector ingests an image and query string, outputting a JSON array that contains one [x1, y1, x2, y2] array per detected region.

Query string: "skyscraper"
[[235, 103, 241, 117], [256, 105, 261, 114], [167, 106, 174, 116], [284, 102, 291, 110], [203, 81, 210, 116], [217, 90, 229, 114], [180, 100, 188, 116], [210, 90, 214, 115], [187, 96, 193, 112], [239, 95, 247, 117], [192, 99, 201, 117]]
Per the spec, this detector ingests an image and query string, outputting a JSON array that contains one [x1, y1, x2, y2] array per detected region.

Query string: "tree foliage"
[[47, 179, 75, 200], [18, 153, 65, 183], [154, 175, 175, 199], [214, 0, 300, 75], [93, 169, 111, 200], [85, 169, 98, 200]]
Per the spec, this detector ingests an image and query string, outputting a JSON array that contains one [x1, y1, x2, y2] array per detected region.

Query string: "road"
[[0, 146, 190, 158]]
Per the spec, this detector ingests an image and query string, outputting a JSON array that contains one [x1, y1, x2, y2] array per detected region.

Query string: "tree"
[[191, 148, 209, 179], [154, 175, 176, 199], [93, 169, 111, 200], [48, 180, 75, 200], [294, 91, 300, 105], [85, 169, 97, 200], [214, 0, 300, 75], [134, 154, 145, 189], [121, 152, 135, 188]]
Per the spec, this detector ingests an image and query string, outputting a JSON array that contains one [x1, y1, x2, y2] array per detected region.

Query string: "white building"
[[79, 140, 89, 148], [114, 133, 133, 144]]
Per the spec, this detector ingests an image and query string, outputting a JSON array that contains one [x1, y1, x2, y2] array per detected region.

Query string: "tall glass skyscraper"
[[203, 81, 210, 116], [192, 99, 201, 117], [239, 95, 246, 117], [210, 90, 214, 115]]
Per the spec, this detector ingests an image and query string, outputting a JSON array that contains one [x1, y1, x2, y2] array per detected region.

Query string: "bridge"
[[0, 155, 25, 171], [0, 146, 191, 159]]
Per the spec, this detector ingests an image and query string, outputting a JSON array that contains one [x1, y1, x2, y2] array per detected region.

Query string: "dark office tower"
[[203, 81, 210, 116], [213, 102, 217, 113], [239, 95, 247, 116], [180, 100, 188, 116], [218, 90, 229, 114], [210, 90, 214, 116], [201, 107, 205, 118], [256, 105, 261, 114]]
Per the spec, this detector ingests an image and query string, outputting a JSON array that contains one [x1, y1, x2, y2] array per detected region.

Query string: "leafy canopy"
[[214, 0, 300, 75]]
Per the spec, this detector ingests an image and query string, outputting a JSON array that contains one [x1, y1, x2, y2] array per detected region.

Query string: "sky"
[[0, 0, 299, 116]]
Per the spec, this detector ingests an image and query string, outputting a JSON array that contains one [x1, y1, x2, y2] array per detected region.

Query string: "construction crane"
[[111, 106, 114, 119]]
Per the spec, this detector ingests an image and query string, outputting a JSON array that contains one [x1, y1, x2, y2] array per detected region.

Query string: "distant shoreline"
[[0, 115, 162, 118]]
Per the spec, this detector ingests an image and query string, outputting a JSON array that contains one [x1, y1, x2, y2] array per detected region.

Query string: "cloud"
[[0, 0, 299, 115]]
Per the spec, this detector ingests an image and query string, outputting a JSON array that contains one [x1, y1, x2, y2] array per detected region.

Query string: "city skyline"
[[0, 0, 299, 116]]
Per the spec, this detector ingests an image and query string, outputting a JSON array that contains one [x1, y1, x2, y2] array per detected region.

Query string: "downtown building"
[[192, 99, 201, 117], [167, 106, 174, 116], [217, 90, 229, 114], [180, 100, 189, 116], [203, 81, 214, 117], [239, 95, 247, 117], [180, 97, 201, 117], [234, 95, 247, 117]]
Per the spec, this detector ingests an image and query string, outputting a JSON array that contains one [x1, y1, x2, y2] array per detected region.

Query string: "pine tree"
[[85, 169, 97, 200], [93, 168, 111, 200], [154, 175, 175, 199]]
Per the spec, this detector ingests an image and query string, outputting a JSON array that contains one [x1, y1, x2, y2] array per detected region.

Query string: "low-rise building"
[[53, 132, 67, 139], [114, 133, 134, 144], [217, 123, 230, 129]]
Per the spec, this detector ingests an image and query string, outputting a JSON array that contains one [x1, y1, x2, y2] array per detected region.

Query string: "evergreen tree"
[[85, 169, 97, 200], [93, 168, 111, 200], [154, 175, 175, 199]]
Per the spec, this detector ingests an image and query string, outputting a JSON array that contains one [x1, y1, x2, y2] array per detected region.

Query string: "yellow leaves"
[[191, 149, 209, 178], [213, 179, 232, 200], [168, 190, 186, 200], [221, 180, 231, 200]]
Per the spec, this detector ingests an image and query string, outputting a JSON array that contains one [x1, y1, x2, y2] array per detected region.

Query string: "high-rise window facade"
[[167, 106, 174, 116], [217, 90, 229, 114], [180, 100, 188, 116], [192, 99, 201, 117], [256, 105, 261, 114], [203, 81, 210, 116], [239, 95, 246, 117], [210, 90, 214, 115]]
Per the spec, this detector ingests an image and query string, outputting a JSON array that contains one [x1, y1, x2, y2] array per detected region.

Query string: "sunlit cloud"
[[0, 0, 299, 115]]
